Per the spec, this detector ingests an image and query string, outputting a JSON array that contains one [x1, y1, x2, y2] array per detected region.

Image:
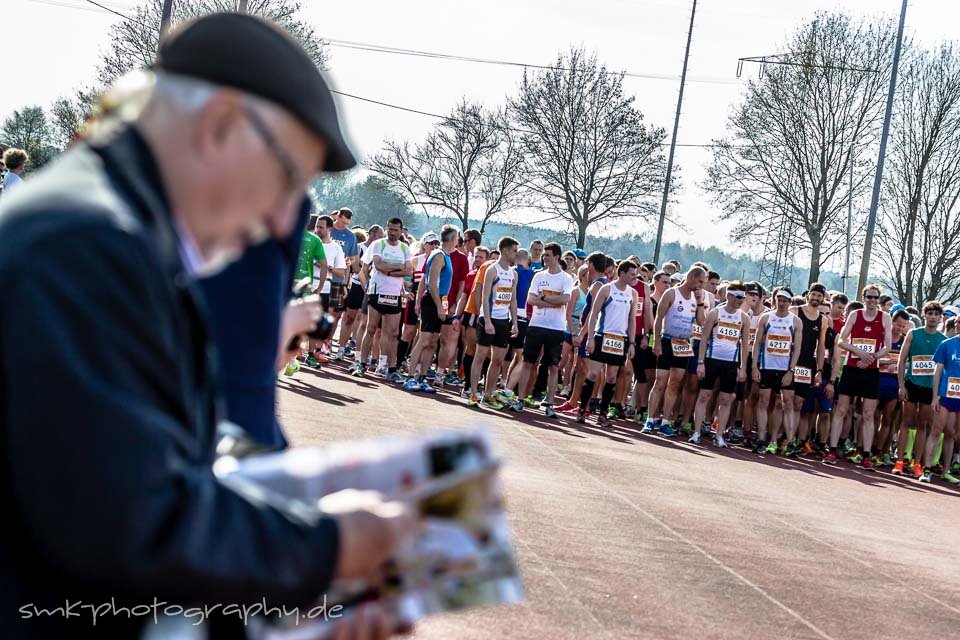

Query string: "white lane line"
[[769, 514, 960, 618], [511, 425, 836, 640]]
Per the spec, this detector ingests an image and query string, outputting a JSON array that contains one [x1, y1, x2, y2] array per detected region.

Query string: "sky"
[[4, 0, 960, 268]]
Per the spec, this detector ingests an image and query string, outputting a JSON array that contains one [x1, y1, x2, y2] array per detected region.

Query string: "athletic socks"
[[600, 384, 615, 414], [579, 378, 596, 412]]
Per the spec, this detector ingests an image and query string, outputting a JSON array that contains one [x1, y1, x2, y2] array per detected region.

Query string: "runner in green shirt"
[[297, 227, 327, 288]]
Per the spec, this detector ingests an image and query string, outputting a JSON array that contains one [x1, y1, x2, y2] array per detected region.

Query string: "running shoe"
[[523, 395, 540, 408], [350, 363, 366, 378], [688, 431, 701, 445], [784, 440, 800, 458], [912, 463, 924, 479], [862, 456, 875, 471], [555, 401, 576, 413], [494, 389, 515, 404], [847, 453, 863, 464], [822, 451, 838, 465], [283, 360, 300, 376], [420, 380, 437, 394], [443, 372, 462, 387], [700, 423, 714, 439], [933, 464, 945, 476], [375, 366, 388, 378], [728, 426, 745, 445], [801, 441, 815, 456], [560, 385, 572, 399], [544, 405, 558, 419], [919, 469, 933, 483], [507, 399, 524, 412], [596, 414, 612, 428], [679, 423, 694, 437], [342, 345, 354, 357], [640, 420, 657, 435], [714, 435, 728, 448], [460, 386, 472, 398], [468, 394, 480, 408], [333, 350, 346, 362], [952, 461, 960, 474], [764, 442, 778, 455], [841, 440, 857, 457], [659, 423, 677, 438], [941, 471, 960, 485], [481, 395, 505, 410], [385, 371, 404, 384], [576, 410, 587, 424], [892, 460, 904, 475], [403, 378, 423, 392], [425, 369, 437, 381], [305, 354, 320, 368], [623, 406, 636, 419]]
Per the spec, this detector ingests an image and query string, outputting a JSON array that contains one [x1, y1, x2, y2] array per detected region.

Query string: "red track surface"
[[278, 362, 960, 640]]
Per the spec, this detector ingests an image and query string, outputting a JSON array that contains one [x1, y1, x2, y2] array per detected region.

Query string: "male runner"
[[736, 281, 767, 444], [874, 309, 911, 465], [434, 228, 469, 387], [823, 284, 893, 467], [513, 242, 574, 417], [355, 217, 412, 382], [643, 266, 707, 437], [469, 237, 519, 409], [790, 283, 828, 452], [458, 246, 490, 397], [328, 207, 359, 351], [752, 287, 803, 455], [922, 330, 960, 483], [692, 281, 751, 447], [896, 301, 947, 477], [405, 225, 457, 392], [579, 260, 639, 426], [529, 239, 544, 270]]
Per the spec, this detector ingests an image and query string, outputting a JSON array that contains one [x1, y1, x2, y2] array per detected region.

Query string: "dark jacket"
[[0, 127, 339, 638]]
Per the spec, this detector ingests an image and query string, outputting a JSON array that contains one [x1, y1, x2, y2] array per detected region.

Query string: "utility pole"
[[159, 0, 174, 48], [844, 147, 853, 298], [653, 0, 697, 265], [857, 0, 908, 296]]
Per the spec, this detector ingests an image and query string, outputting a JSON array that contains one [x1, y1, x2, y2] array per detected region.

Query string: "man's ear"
[[195, 91, 244, 157]]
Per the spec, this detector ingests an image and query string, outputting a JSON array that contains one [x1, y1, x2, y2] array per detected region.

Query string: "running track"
[[278, 362, 960, 640]]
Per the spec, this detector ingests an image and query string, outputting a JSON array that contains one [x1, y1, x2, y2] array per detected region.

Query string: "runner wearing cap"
[[469, 237, 519, 410], [355, 217, 412, 381], [578, 259, 639, 426], [691, 281, 751, 447], [404, 226, 456, 392], [752, 286, 803, 455], [824, 284, 893, 467], [896, 301, 947, 477], [643, 266, 707, 437]]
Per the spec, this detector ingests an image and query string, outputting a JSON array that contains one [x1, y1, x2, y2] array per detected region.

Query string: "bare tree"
[[1, 106, 57, 171], [367, 101, 526, 232], [97, 0, 328, 86], [877, 43, 960, 306], [511, 48, 668, 248], [705, 13, 896, 282]]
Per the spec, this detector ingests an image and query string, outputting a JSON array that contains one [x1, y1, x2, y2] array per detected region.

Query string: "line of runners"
[[289, 212, 960, 488]]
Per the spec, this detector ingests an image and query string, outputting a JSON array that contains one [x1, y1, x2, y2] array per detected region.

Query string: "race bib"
[[852, 337, 877, 354], [635, 299, 644, 314], [948, 377, 960, 400], [749, 327, 758, 348], [911, 355, 935, 376], [379, 294, 399, 307], [691, 324, 703, 341], [793, 366, 812, 385], [671, 338, 693, 358], [601, 333, 626, 356], [766, 334, 791, 357], [441, 296, 449, 314], [716, 321, 741, 342], [494, 286, 513, 306]]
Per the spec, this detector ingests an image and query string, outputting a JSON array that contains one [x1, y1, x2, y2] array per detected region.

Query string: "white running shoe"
[[688, 431, 701, 444], [714, 435, 728, 448]]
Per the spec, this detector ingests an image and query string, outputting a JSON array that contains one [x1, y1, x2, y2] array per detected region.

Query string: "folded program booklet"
[[214, 429, 523, 638]]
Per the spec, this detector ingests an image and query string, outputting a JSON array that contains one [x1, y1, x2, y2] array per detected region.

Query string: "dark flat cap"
[[155, 12, 356, 172]]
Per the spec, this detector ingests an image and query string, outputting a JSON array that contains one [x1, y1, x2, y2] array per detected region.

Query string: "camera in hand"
[[307, 312, 336, 341]]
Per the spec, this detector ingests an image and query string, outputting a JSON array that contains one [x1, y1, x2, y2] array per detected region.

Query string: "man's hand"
[[653, 340, 662, 358], [696, 363, 705, 380], [824, 382, 835, 401], [782, 370, 794, 387], [510, 323, 519, 338], [898, 384, 907, 402], [753, 367, 761, 383], [484, 319, 495, 336], [276, 295, 322, 370], [814, 371, 822, 387], [438, 304, 447, 322], [320, 489, 417, 583], [737, 368, 746, 383], [627, 344, 635, 360], [693, 288, 704, 303], [855, 350, 875, 366], [585, 336, 595, 355], [933, 398, 941, 413], [572, 333, 582, 348]]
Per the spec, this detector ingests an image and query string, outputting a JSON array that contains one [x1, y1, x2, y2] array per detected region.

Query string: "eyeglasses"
[[864, 295, 880, 300], [242, 103, 302, 200], [729, 292, 746, 299]]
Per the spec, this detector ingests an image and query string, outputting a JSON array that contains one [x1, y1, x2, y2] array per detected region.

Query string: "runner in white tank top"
[[482, 262, 516, 321]]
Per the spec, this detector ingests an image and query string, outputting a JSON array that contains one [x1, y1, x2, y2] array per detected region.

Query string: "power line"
[[324, 37, 742, 86]]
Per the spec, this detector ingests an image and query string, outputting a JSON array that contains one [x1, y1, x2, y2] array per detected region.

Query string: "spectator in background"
[[1, 148, 29, 194], [529, 239, 544, 270]]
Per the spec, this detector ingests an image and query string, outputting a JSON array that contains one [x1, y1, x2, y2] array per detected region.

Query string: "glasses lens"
[[865, 295, 879, 300]]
